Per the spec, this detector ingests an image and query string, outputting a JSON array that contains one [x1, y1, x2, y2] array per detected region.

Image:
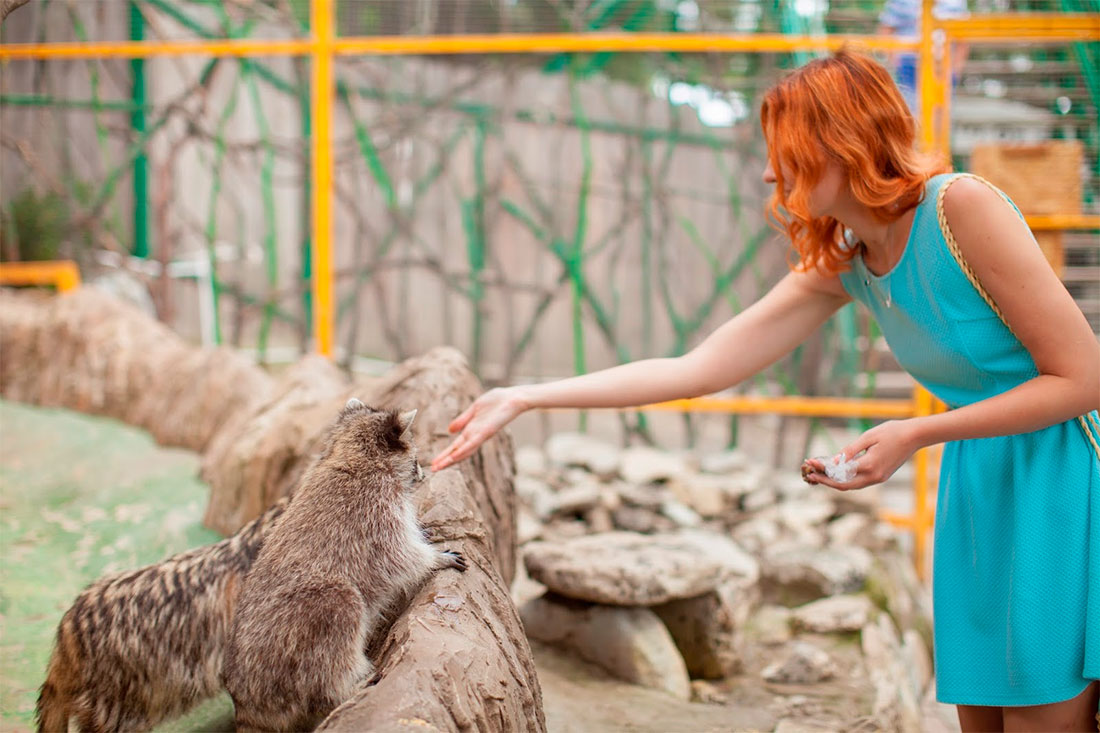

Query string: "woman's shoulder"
[[939, 174, 1015, 219], [922, 171, 963, 199]]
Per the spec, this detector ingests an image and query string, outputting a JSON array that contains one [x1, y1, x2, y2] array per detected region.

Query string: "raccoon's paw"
[[439, 550, 467, 572]]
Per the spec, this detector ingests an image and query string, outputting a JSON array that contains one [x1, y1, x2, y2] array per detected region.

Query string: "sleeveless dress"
[[838, 172, 1100, 707]]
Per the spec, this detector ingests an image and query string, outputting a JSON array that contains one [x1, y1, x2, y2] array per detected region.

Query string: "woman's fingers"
[[431, 434, 468, 471], [448, 403, 478, 434]]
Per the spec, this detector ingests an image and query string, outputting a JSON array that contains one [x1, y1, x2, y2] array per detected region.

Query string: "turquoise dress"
[[838, 172, 1100, 706]]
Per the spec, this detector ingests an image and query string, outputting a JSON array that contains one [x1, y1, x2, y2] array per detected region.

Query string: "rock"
[[831, 483, 881, 514], [659, 499, 703, 528], [515, 445, 548, 477], [788, 525, 826, 550], [777, 496, 836, 530], [515, 475, 555, 509], [864, 551, 933, 648], [742, 487, 777, 513], [617, 482, 670, 509], [520, 594, 691, 700], [773, 719, 841, 733], [611, 506, 674, 534], [517, 507, 543, 545], [774, 473, 814, 501], [545, 432, 620, 477], [618, 446, 688, 485], [523, 531, 757, 606], [745, 605, 793, 646], [731, 517, 782, 553], [680, 529, 759, 583], [761, 544, 873, 604], [598, 485, 622, 512], [583, 505, 615, 534], [825, 513, 873, 547], [761, 641, 838, 684], [652, 577, 759, 679], [869, 522, 905, 552], [861, 614, 921, 733], [790, 594, 873, 633], [902, 629, 933, 697], [535, 482, 601, 519], [562, 467, 597, 487], [698, 449, 750, 475], [690, 679, 728, 704], [542, 519, 589, 540], [668, 474, 728, 518]]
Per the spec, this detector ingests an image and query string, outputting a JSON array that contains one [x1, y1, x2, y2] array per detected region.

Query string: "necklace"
[[843, 226, 893, 308]]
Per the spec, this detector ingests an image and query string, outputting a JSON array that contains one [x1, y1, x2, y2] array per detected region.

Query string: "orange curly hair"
[[760, 48, 948, 274]]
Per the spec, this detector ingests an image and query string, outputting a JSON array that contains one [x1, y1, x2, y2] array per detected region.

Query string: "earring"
[[840, 227, 858, 252]]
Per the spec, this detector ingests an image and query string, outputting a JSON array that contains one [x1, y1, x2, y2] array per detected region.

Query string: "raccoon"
[[35, 496, 290, 733], [223, 400, 466, 733]]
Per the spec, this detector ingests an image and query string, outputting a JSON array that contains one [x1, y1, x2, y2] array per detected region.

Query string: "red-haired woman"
[[432, 49, 1100, 732]]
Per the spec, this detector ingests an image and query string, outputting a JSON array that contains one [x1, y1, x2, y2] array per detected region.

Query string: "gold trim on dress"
[[935, 173, 1100, 461]]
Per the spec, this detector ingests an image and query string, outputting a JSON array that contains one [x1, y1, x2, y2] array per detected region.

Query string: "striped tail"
[[36, 647, 73, 733]]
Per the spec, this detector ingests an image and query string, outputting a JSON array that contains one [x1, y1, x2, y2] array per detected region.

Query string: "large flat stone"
[[761, 544, 873, 604], [523, 531, 757, 606], [652, 578, 760, 679], [520, 594, 691, 700], [790, 594, 874, 633]]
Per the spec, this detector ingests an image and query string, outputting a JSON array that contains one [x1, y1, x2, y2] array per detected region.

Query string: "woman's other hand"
[[430, 387, 530, 471], [802, 419, 922, 490]]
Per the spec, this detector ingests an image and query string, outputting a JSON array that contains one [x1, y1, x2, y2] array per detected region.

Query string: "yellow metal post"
[[919, 0, 936, 153], [936, 27, 953, 161], [911, 387, 935, 579], [0, 260, 81, 292], [311, 0, 335, 357]]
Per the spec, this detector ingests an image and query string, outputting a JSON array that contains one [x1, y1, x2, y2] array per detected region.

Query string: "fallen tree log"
[[0, 288, 272, 452], [0, 288, 544, 731], [315, 348, 542, 732]]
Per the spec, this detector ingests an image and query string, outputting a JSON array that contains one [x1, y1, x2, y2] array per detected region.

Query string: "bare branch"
[[1, 0, 31, 26]]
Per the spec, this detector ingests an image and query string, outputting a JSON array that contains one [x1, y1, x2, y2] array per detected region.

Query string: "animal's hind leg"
[[296, 584, 374, 723], [234, 583, 372, 731], [308, 589, 376, 713]]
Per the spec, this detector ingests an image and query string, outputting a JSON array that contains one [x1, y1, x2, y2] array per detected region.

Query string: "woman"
[[431, 50, 1099, 732]]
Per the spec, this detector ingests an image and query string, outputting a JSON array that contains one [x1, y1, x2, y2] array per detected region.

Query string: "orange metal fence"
[[2, 1, 1096, 578]]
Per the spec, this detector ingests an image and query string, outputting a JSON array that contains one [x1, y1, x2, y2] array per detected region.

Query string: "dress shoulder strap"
[[935, 172, 1100, 459]]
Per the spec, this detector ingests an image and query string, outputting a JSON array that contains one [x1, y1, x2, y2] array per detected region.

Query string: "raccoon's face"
[[339, 399, 424, 490]]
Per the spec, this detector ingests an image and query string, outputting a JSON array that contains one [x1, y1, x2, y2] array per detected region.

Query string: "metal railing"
[[2, 1, 1097, 577]]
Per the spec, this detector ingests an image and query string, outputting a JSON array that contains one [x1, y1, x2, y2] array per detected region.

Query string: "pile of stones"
[[513, 433, 938, 732]]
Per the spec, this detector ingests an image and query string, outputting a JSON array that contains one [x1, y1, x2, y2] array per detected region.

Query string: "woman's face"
[[762, 151, 847, 219]]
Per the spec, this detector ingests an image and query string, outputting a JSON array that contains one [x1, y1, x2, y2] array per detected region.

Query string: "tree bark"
[[1, 0, 31, 26], [0, 289, 544, 731]]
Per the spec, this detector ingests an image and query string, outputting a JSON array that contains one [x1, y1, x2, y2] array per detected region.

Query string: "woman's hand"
[[430, 387, 530, 471], [801, 419, 923, 490]]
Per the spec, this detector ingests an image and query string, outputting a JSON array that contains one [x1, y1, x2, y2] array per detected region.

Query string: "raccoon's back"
[[39, 498, 288, 731], [44, 556, 245, 730]]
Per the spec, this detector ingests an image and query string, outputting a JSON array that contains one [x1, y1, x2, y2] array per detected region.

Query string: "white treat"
[[811, 454, 859, 483]]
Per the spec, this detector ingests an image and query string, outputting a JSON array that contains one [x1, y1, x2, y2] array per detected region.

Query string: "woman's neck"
[[839, 204, 915, 276]]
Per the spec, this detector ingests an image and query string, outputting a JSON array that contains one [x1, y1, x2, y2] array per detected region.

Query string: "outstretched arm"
[[431, 267, 850, 470], [808, 177, 1100, 490]]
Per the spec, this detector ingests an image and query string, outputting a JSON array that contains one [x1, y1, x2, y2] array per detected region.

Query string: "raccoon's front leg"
[[436, 550, 466, 572]]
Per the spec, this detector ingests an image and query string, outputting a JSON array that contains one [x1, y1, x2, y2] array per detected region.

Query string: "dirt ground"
[[0, 400, 960, 733]]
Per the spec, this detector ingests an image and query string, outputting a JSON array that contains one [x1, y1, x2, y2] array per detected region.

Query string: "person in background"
[[433, 50, 1100, 732], [877, 0, 970, 113]]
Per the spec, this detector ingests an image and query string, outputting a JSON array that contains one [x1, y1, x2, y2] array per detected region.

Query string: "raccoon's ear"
[[379, 409, 415, 452], [397, 409, 417, 439], [345, 398, 365, 411]]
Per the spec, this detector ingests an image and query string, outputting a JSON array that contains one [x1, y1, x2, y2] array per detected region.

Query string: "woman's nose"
[[762, 162, 776, 184]]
